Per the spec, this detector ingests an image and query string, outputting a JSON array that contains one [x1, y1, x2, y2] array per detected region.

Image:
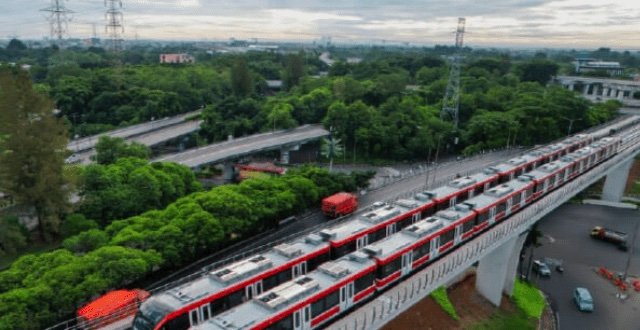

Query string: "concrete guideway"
[[153, 124, 330, 168], [67, 109, 202, 153]]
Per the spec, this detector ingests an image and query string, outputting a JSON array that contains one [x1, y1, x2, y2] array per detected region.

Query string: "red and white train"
[[131, 119, 640, 330], [189, 134, 623, 330]]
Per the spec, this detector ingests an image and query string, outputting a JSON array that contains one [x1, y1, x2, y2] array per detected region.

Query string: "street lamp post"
[[431, 135, 443, 187]]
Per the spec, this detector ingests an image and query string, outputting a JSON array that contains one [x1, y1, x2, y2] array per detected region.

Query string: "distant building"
[[574, 58, 623, 76], [160, 53, 195, 64]]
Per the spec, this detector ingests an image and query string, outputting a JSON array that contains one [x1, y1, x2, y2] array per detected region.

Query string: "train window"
[[534, 183, 544, 193], [228, 289, 244, 308], [398, 216, 413, 229], [549, 175, 556, 186], [477, 211, 488, 224], [370, 227, 386, 243], [326, 291, 339, 307], [497, 202, 506, 214], [440, 229, 454, 245], [304, 306, 310, 322], [525, 188, 533, 198], [210, 299, 224, 317], [378, 259, 401, 279], [163, 313, 190, 330], [263, 273, 279, 291], [354, 272, 375, 293], [333, 240, 357, 259], [266, 315, 293, 330], [307, 252, 330, 271], [294, 312, 300, 328], [311, 299, 324, 318], [277, 269, 293, 284], [512, 193, 521, 204], [462, 219, 474, 233], [413, 243, 430, 260]]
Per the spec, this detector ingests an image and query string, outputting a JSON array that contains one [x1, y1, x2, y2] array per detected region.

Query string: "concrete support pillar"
[[280, 144, 300, 164], [503, 233, 528, 296], [476, 234, 520, 306], [602, 158, 633, 202], [583, 84, 590, 96], [223, 161, 235, 182], [568, 83, 575, 91], [603, 87, 610, 98]]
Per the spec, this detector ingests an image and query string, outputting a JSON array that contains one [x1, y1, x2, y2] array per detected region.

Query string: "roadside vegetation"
[[513, 279, 546, 319]]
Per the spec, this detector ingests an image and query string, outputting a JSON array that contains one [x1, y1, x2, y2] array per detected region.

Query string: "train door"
[[356, 235, 369, 250], [430, 237, 440, 260], [386, 223, 397, 237], [505, 198, 513, 216], [520, 191, 527, 207], [543, 179, 549, 193], [564, 168, 570, 181], [200, 303, 211, 323], [468, 188, 475, 199], [292, 262, 307, 278], [579, 160, 584, 173], [293, 306, 311, 330], [339, 283, 355, 311], [401, 251, 413, 276], [412, 212, 420, 225], [449, 195, 457, 207], [488, 207, 497, 225], [190, 309, 200, 327], [245, 280, 264, 300], [454, 225, 462, 245]]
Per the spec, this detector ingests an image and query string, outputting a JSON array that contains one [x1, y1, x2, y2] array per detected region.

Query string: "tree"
[[60, 214, 98, 238], [231, 58, 254, 97], [265, 102, 298, 130], [515, 59, 559, 85], [94, 136, 151, 165], [0, 216, 28, 255], [0, 68, 70, 241], [282, 52, 305, 90]]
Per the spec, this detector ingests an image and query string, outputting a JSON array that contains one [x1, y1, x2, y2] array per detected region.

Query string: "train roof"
[[464, 177, 534, 210], [200, 252, 375, 330], [426, 172, 497, 199], [141, 234, 328, 313], [319, 193, 436, 243], [362, 204, 474, 260]]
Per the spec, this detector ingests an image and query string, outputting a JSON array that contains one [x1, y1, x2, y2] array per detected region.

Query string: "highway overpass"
[[153, 124, 330, 169], [68, 110, 202, 164]]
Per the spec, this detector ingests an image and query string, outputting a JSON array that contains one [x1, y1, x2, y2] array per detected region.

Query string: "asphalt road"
[[528, 204, 640, 330]]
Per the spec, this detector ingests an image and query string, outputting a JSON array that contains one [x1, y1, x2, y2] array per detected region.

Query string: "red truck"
[[322, 192, 358, 218], [591, 226, 628, 251]]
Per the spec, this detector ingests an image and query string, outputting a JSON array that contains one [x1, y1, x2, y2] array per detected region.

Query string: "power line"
[[105, 0, 124, 51], [441, 17, 466, 129], [40, 0, 74, 43]]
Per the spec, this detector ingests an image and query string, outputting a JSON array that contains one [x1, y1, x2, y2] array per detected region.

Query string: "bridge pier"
[[602, 158, 633, 202], [223, 161, 235, 182], [475, 232, 526, 306], [280, 144, 300, 164]]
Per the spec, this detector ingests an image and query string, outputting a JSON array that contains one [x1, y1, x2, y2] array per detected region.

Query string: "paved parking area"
[[526, 204, 640, 330]]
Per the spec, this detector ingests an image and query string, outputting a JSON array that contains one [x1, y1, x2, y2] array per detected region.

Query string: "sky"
[[1, 0, 639, 49]]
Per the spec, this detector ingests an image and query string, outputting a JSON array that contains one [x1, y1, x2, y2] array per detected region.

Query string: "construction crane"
[[441, 17, 466, 128]]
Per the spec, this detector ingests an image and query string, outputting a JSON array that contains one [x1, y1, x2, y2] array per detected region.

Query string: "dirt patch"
[[383, 274, 519, 330]]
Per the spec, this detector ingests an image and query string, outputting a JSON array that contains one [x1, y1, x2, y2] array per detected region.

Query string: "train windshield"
[[132, 299, 170, 330]]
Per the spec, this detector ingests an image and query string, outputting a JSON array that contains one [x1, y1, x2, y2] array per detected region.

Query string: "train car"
[[197, 251, 376, 330], [361, 207, 474, 290], [424, 172, 499, 210], [132, 234, 330, 330], [463, 177, 535, 232]]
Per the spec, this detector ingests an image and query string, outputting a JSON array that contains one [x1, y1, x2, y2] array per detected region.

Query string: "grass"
[[470, 309, 536, 330], [431, 286, 460, 320], [512, 279, 546, 319]]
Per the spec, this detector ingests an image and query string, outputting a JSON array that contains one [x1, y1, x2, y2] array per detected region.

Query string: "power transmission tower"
[[105, 0, 124, 51], [441, 17, 466, 128], [40, 0, 74, 43]]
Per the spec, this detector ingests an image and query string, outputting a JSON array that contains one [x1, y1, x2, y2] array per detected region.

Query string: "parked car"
[[533, 260, 551, 277], [574, 287, 594, 312]]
